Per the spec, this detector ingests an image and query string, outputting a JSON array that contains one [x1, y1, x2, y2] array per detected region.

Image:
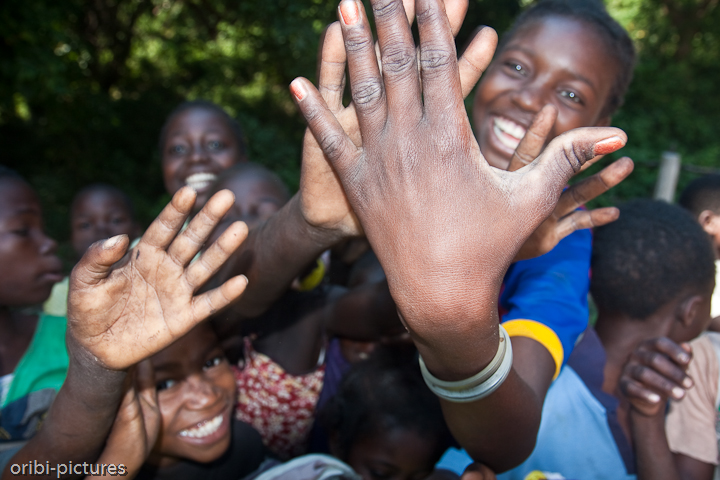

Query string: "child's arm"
[[619, 337, 715, 480], [2, 187, 246, 480], [85, 362, 159, 480], [291, 0, 626, 471]]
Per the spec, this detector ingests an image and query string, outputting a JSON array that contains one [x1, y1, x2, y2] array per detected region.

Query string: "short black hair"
[[157, 100, 248, 159], [678, 175, 720, 218], [500, 0, 636, 118], [320, 344, 452, 461], [591, 199, 715, 320], [71, 183, 136, 220]]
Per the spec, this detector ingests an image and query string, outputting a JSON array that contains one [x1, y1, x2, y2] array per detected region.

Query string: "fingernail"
[[104, 235, 123, 249], [648, 393, 661, 403], [339, 0, 359, 26], [683, 377, 693, 388], [290, 79, 306, 101], [240, 274, 249, 285], [679, 353, 690, 363], [594, 136, 625, 156], [672, 387, 685, 399]]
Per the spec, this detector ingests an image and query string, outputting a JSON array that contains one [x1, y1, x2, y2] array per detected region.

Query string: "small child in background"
[[679, 174, 720, 329], [159, 100, 248, 215], [466, 200, 713, 480], [0, 167, 66, 466], [251, 345, 452, 480], [70, 183, 141, 260], [43, 183, 141, 318]]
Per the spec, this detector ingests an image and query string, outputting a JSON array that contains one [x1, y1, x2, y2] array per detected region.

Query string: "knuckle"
[[319, 133, 347, 160], [352, 78, 384, 107], [382, 47, 417, 75], [344, 34, 374, 55], [372, 0, 403, 20], [419, 47, 454, 74]]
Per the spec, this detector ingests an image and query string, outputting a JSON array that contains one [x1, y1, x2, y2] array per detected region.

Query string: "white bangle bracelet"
[[418, 325, 513, 403]]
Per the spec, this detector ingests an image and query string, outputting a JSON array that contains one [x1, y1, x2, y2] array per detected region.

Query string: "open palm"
[[67, 187, 249, 370]]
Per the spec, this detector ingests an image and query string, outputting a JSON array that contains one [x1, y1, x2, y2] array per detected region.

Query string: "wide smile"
[[177, 407, 231, 446], [491, 116, 527, 153], [184, 172, 217, 192]]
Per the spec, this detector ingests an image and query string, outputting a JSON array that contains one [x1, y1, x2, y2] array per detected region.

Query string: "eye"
[[11, 228, 30, 237], [204, 355, 225, 370], [560, 89, 583, 105], [111, 216, 127, 225], [368, 469, 392, 480], [206, 140, 224, 151], [504, 61, 527, 77], [156, 379, 177, 391], [169, 144, 188, 155]]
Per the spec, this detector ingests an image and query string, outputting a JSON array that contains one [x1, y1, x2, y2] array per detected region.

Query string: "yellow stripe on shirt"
[[503, 319, 564, 379]]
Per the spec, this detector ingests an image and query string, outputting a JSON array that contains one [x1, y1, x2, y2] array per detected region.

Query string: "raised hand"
[[291, 0, 626, 379], [68, 187, 249, 370], [507, 104, 634, 261], [619, 338, 693, 417], [298, 0, 497, 238]]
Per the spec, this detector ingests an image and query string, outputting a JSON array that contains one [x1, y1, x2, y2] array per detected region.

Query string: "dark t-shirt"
[[136, 419, 266, 480]]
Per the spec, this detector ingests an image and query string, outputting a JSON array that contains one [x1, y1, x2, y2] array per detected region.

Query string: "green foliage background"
[[1, 0, 719, 267]]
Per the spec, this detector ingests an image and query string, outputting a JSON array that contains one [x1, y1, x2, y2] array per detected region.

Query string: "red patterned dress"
[[234, 338, 325, 460]]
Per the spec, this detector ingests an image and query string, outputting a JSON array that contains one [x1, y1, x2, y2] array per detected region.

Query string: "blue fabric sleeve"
[[500, 229, 591, 365], [435, 448, 474, 476]]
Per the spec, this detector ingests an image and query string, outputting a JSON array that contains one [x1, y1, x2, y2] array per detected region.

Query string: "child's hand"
[[291, 0, 626, 375], [89, 362, 160, 479], [298, 0, 496, 238], [619, 337, 694, 417], [507, 105, 634, 261], [462, 463, 497, 480], [68, 187, 249, 370]]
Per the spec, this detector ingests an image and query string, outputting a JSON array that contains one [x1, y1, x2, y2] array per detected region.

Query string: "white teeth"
[[493, 117, 527, 150], [185, 173, 217, 191], [179, 414, 223, 438]]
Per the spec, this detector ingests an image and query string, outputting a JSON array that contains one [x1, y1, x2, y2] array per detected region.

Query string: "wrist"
[[66, 333, 127, 395]]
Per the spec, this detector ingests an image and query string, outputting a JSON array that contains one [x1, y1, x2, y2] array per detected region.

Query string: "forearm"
[[631, 410, 682, 480], [326, 279, 404, 340], [2, 339, 125, 480], [214, 194, 345, 320]]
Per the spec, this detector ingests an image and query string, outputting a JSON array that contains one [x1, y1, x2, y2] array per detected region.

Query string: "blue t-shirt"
[[500, 229, 591, 378], [435, 329, 636, 480]]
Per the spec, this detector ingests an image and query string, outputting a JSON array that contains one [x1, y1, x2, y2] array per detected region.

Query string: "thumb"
[[70, 234, 130, 290], [527, 126, 627, 192]]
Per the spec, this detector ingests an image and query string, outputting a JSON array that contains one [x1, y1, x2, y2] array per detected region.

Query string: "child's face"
[[0, 178, 62, 307], [216, 172, 288, 231], [71, 189, 137, 258], [148, 324, 236, 467], [162, 108, 244, 210], [473, 15, 621, 170], [346, 427, 440, 480]]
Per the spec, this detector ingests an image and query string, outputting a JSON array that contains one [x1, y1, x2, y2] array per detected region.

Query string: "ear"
[[698, 210, 720, 236], [677, 294, 706, 329]]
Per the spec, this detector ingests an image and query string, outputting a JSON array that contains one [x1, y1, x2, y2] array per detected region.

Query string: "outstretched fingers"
[[292, 77, 359, 176], [416, 0, 464, 118], [554, 157, 634, 217], [338, 0, 388, 135], [318, 22, 347, 113], [458, 26, 498, 99], [141, 186, 197, 250], [190, 274, 249, 322], [166, 189, 236, 267], [373, 0, 422, 120], [185, 220, 248, 292], [527, 127, 627, 195]]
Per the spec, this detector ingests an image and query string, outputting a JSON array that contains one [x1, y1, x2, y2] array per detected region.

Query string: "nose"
[[39, 231, 58, 256], [509, 82, 548, 114], [189, 141, 211, 164], [185, 374, 222, 409]]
